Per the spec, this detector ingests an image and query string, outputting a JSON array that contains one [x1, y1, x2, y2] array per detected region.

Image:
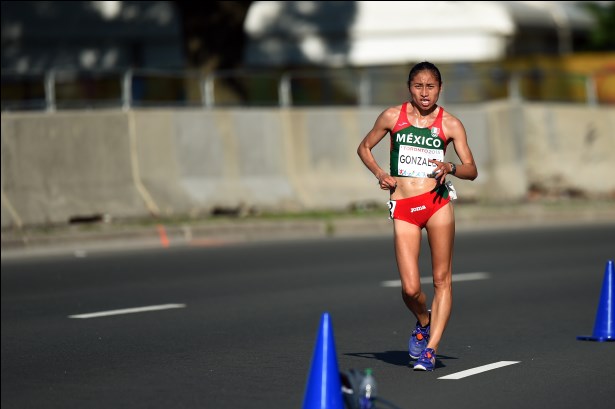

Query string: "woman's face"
[[408, 70, 441, 110]]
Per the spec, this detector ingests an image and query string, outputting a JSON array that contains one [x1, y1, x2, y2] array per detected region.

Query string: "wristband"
[[449, 162, 457, 175]]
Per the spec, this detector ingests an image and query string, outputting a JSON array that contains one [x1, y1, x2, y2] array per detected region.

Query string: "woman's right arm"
[[357, 108, 398, 190]]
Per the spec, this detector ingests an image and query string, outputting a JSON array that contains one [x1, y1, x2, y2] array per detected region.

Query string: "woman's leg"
[[394, 219, 430, 326], [424, 202, 455, 352]]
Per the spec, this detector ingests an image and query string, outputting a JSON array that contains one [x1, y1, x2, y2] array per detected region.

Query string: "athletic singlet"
[[390, 102, 449, 178]]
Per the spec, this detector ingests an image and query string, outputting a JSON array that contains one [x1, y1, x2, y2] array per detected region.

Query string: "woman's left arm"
[[445, 115, 478, 181]]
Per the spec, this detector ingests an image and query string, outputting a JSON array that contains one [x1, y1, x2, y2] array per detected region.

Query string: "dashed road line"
[[438, 361, 520, 380], [68, 303, 186, 319], [380, 272, 491, 287]]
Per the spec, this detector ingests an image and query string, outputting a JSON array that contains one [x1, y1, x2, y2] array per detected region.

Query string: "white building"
[[242, 1, 597, 67]]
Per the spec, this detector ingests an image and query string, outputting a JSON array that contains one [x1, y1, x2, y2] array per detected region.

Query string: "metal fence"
[[1, 65, 612, 112]]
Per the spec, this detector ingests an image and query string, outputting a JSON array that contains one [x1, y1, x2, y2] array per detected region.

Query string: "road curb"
[[2, 201, 615, 259]]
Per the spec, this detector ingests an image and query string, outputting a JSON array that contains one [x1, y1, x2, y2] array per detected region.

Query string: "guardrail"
[[1, 65, 611, 112]]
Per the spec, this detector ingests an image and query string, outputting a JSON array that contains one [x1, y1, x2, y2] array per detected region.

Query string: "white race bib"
[[396, 145, 444, 177]]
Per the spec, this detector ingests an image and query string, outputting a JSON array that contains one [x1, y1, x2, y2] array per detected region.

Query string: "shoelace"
[[412, 325, 429, 339]]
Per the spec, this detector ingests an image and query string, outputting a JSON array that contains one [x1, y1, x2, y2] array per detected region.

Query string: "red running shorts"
[[387, 186, 451, 229]]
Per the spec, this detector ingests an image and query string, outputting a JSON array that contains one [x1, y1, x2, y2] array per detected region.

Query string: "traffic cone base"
[[576, 335, 613, 342], [577, 260, 615, 342]]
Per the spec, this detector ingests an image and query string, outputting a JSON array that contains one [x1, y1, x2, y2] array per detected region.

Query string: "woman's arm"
[[443, 114, 478, 181], [357, 107, 399, 190]]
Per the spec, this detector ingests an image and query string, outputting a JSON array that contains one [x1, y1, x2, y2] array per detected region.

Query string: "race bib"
[[396, 145, 444, 177]]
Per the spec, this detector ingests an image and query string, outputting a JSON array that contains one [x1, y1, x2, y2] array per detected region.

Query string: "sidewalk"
[[2, 199, 614, 259]]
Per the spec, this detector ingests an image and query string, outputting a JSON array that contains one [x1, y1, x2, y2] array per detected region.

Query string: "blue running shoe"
[[413, 348, 436, 371], [408, 321, 430, 359]]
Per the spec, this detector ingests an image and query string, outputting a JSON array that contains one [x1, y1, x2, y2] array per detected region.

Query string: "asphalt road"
[[2, 223, 614, 409]]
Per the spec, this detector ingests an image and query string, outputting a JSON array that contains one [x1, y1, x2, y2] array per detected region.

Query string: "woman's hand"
[[428, 160, 453, 184], [377, 172, 397, 190]]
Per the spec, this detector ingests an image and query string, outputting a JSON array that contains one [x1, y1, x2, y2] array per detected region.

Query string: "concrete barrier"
[[2, 102, 614, 229], [131, 109, 306, 216], [522, 103, 615, 196], [1, 111, 149, 228]]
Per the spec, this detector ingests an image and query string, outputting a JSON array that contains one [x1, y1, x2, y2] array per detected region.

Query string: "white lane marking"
[[68, 303, 186, 319], [380, 272, 491, 287], [438, 361, 520, 380]]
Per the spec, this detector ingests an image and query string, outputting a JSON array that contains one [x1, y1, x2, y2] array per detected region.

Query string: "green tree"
[[583, 2, 615, 51]]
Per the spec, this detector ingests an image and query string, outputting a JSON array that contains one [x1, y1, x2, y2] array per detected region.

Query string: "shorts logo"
[[411, 205, 426, 213]]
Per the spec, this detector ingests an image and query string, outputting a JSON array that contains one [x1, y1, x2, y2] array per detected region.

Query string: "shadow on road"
[[345, 350, 459, 369]]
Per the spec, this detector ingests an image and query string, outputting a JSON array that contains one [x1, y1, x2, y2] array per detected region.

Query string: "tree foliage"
[[582, 2, 615, 51]]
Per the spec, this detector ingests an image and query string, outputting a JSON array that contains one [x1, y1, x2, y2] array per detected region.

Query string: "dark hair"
[[407, 61, 442, 86]]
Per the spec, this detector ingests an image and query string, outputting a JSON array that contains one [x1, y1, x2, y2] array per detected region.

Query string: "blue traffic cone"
[[302, 312, 344, 409], [578, 260, 614, 342]]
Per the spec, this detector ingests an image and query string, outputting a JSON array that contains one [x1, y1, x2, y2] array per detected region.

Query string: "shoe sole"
[[413, 364, 433, 371], [409, 353, 420, 360]]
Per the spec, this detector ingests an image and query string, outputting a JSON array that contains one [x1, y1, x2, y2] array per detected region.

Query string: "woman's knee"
[[401, 283, 422, 300], [432, 272, 452, 291]]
